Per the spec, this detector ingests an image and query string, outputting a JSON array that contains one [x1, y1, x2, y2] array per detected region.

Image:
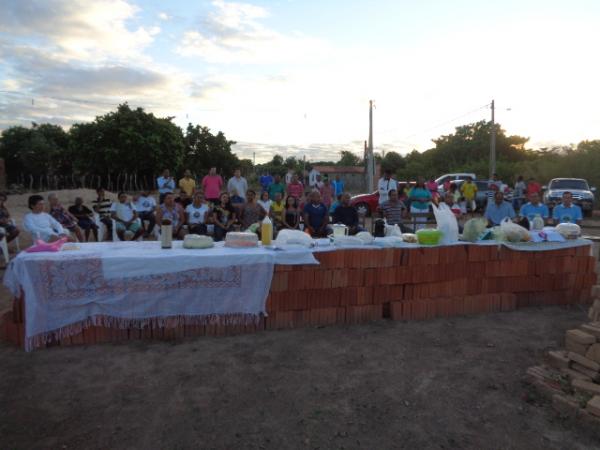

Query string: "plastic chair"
[[0, 233, 9, 263]]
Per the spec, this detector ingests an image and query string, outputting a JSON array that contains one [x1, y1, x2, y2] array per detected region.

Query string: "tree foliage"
[[337, 150, 362, 166]]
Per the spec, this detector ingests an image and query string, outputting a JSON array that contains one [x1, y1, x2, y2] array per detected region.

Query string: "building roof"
[[313, 165, 364, 174]]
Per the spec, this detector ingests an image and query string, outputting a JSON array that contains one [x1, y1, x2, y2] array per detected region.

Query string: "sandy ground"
[[1, 307, 600, 449]]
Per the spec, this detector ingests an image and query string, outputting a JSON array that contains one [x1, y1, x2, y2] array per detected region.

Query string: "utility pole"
[[489, 99, 496, 179], [367, 100, 375, 192]]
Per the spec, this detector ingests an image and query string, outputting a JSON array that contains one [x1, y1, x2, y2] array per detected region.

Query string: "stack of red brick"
[[525, 294, 600, 424], [1, 244, 596, 349], [266, 244, 595, 330]]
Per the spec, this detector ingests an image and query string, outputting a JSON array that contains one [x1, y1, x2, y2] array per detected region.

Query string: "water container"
[[261, 216, 273, 245], [531, 214, 544, 231]]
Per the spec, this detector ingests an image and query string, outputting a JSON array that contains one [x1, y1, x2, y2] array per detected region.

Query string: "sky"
[[1, 0, 599, 163]]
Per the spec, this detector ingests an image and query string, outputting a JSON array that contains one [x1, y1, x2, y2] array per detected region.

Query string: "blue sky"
[[1, 0, 599, 162]]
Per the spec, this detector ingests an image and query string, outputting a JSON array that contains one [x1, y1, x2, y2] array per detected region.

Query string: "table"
[[2, 239, 596, 351]]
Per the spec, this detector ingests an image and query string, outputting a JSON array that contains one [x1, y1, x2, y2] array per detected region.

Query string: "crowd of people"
[[0, 167, 587, 247]]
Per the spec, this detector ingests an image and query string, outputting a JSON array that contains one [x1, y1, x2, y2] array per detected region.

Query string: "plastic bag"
[[499, 218, 530, 242], [432, 203, 458, 244], [462, 217, 488, 242], [274, 229, 314, 247], [384, 224, 402, 237], [355, 231, 374, 245]]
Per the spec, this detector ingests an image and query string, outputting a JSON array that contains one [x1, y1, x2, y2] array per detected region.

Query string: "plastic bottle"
[[261, 215, 273, 245], [532, 214, 544, 231]]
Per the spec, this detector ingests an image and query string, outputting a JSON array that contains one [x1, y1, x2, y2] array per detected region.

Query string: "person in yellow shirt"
[[270, 192, 285, 230], [178, 169, 196, 206], [460, 177, 478, 212]]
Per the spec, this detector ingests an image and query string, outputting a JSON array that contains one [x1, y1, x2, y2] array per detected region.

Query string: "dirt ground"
[[3, 192, 600, 449], [0, 307, 599, 450]]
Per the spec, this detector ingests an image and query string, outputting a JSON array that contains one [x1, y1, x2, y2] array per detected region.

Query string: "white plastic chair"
[[0, 233, 9, 263]]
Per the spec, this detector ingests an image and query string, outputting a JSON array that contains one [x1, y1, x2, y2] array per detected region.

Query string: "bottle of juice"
[[261, 215, 273, 246]]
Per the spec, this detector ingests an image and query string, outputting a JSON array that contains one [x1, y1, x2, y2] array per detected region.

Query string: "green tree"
[[338, 150, 362, 166], [183, 123, 238, 178], [70, 103, 185, 188]]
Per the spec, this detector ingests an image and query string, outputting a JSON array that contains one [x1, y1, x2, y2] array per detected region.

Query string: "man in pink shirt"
[[201, 167, 223, 205], [287, 174, 304, 199]]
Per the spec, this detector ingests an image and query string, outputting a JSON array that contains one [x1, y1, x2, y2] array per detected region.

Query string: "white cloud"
[[158, 12, 171, 21], [176, 0, 328, 64], [0, 0, 159, 61]]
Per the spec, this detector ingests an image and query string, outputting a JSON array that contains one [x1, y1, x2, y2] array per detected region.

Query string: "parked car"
[[542, 178, 596, 216], [435, 172, 476, 191], [350, 182, 415, 216]]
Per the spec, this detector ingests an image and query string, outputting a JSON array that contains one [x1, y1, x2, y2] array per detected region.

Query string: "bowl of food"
[[416, 228, 443, 245]]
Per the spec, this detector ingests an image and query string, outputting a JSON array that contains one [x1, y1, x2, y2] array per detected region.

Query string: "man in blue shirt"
[[303, 190, 330, 237], [552, 192, 583, 225], [332, 174, 345, 197], [259, 171, 273, 193], [156, 168, 175, 204], [519, 192, 549, 224], [485, 191, 516, 226]]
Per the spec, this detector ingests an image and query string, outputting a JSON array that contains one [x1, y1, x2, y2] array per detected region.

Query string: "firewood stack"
[[525, 287, 600, 423]]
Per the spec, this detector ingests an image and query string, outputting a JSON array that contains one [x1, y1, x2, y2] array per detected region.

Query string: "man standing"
[[201, 167, 223, 205], [178, 169, 196, 202], [519, 191, 549, 224], [268, 174, 286, 200], [156, 169, 175, 204], [309, 166, 320, 189], [485, 191, 516, 226], [377, 170, 398, 206], [552, 192, 583, 225], [303, 190, 329, 237], [527, 177, 542, 195], [332, 174, 345, 197], [513, 175, 526, 211], [259, 171, 273, 193], [460, 177, 478, 212], [227, 169, 248, 201], [332, 193, 361, 235], [285, 167, 294, 185]]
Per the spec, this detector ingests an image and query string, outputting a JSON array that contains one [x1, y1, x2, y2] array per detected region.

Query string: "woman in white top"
[[257, 191, 271, 219], [24, 195, 73, 242], [185, 191, 209, 235]]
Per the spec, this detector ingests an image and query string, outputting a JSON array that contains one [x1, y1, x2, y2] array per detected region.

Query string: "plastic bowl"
[[416, 228, 443, 245]]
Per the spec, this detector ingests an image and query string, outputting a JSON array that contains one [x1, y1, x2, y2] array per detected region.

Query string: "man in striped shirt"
[[379, 189, 407, 227], [92, 187, 113, 240]]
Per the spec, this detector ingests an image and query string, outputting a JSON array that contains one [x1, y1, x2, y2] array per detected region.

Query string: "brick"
[[586, 396, 600, 417], [568, 351, 600, 371], [552, 394, 581, 417], [306, 289, 340, 309], [345, 304, 382, 324], [547, 350, 570, 370], [571, 362, 600, 381], [184, 324, 205, 337], [572, 378, 600, 396], [566, 338, 591, 356], [500, 293, 516, 311], [561, 367, 592, 382], [566, 329, 596, 345], [309, 307, 344, 327], [346, 269, 364, 287], [331, 269, 349, 288], [270, 272, 289, 292], [586, 344, 600, 363], [313, 269, 333, 289]]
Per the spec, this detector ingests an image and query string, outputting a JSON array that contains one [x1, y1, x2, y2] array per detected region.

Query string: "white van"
[[436, 173, 476, 192]]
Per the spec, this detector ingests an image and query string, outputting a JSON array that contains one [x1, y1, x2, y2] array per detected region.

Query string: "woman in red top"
[[319, 179, 335, 209], [287, 174, 304, 199]]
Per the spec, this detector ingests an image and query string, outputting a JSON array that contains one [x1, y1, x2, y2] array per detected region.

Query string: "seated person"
[[240, 190, 261, 231], [443, 192, 463, 219], [24, 195, 74, 242], [379, 189, 408, 231], [271, 192, 285, 229], [552, 191, 582, 225], [303, 190, 330, 238], [229, 188, 245, 224], [0, 193, 20, 244], [283, 195, 300, 229], [257, 191, 272, 219], [92, 187, 113, 240], [68, 197, 99, 242], [156, 192, 186, 239], [134, 190, 157, 237], [111, 192, 143, 241], [212, 192, 236, 241], [484, 191, 516, 227], [185, 191, 210, 235], [332, 193, 363, 235], [519, 191, 549, 225], [48, 193, 84, 242]]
